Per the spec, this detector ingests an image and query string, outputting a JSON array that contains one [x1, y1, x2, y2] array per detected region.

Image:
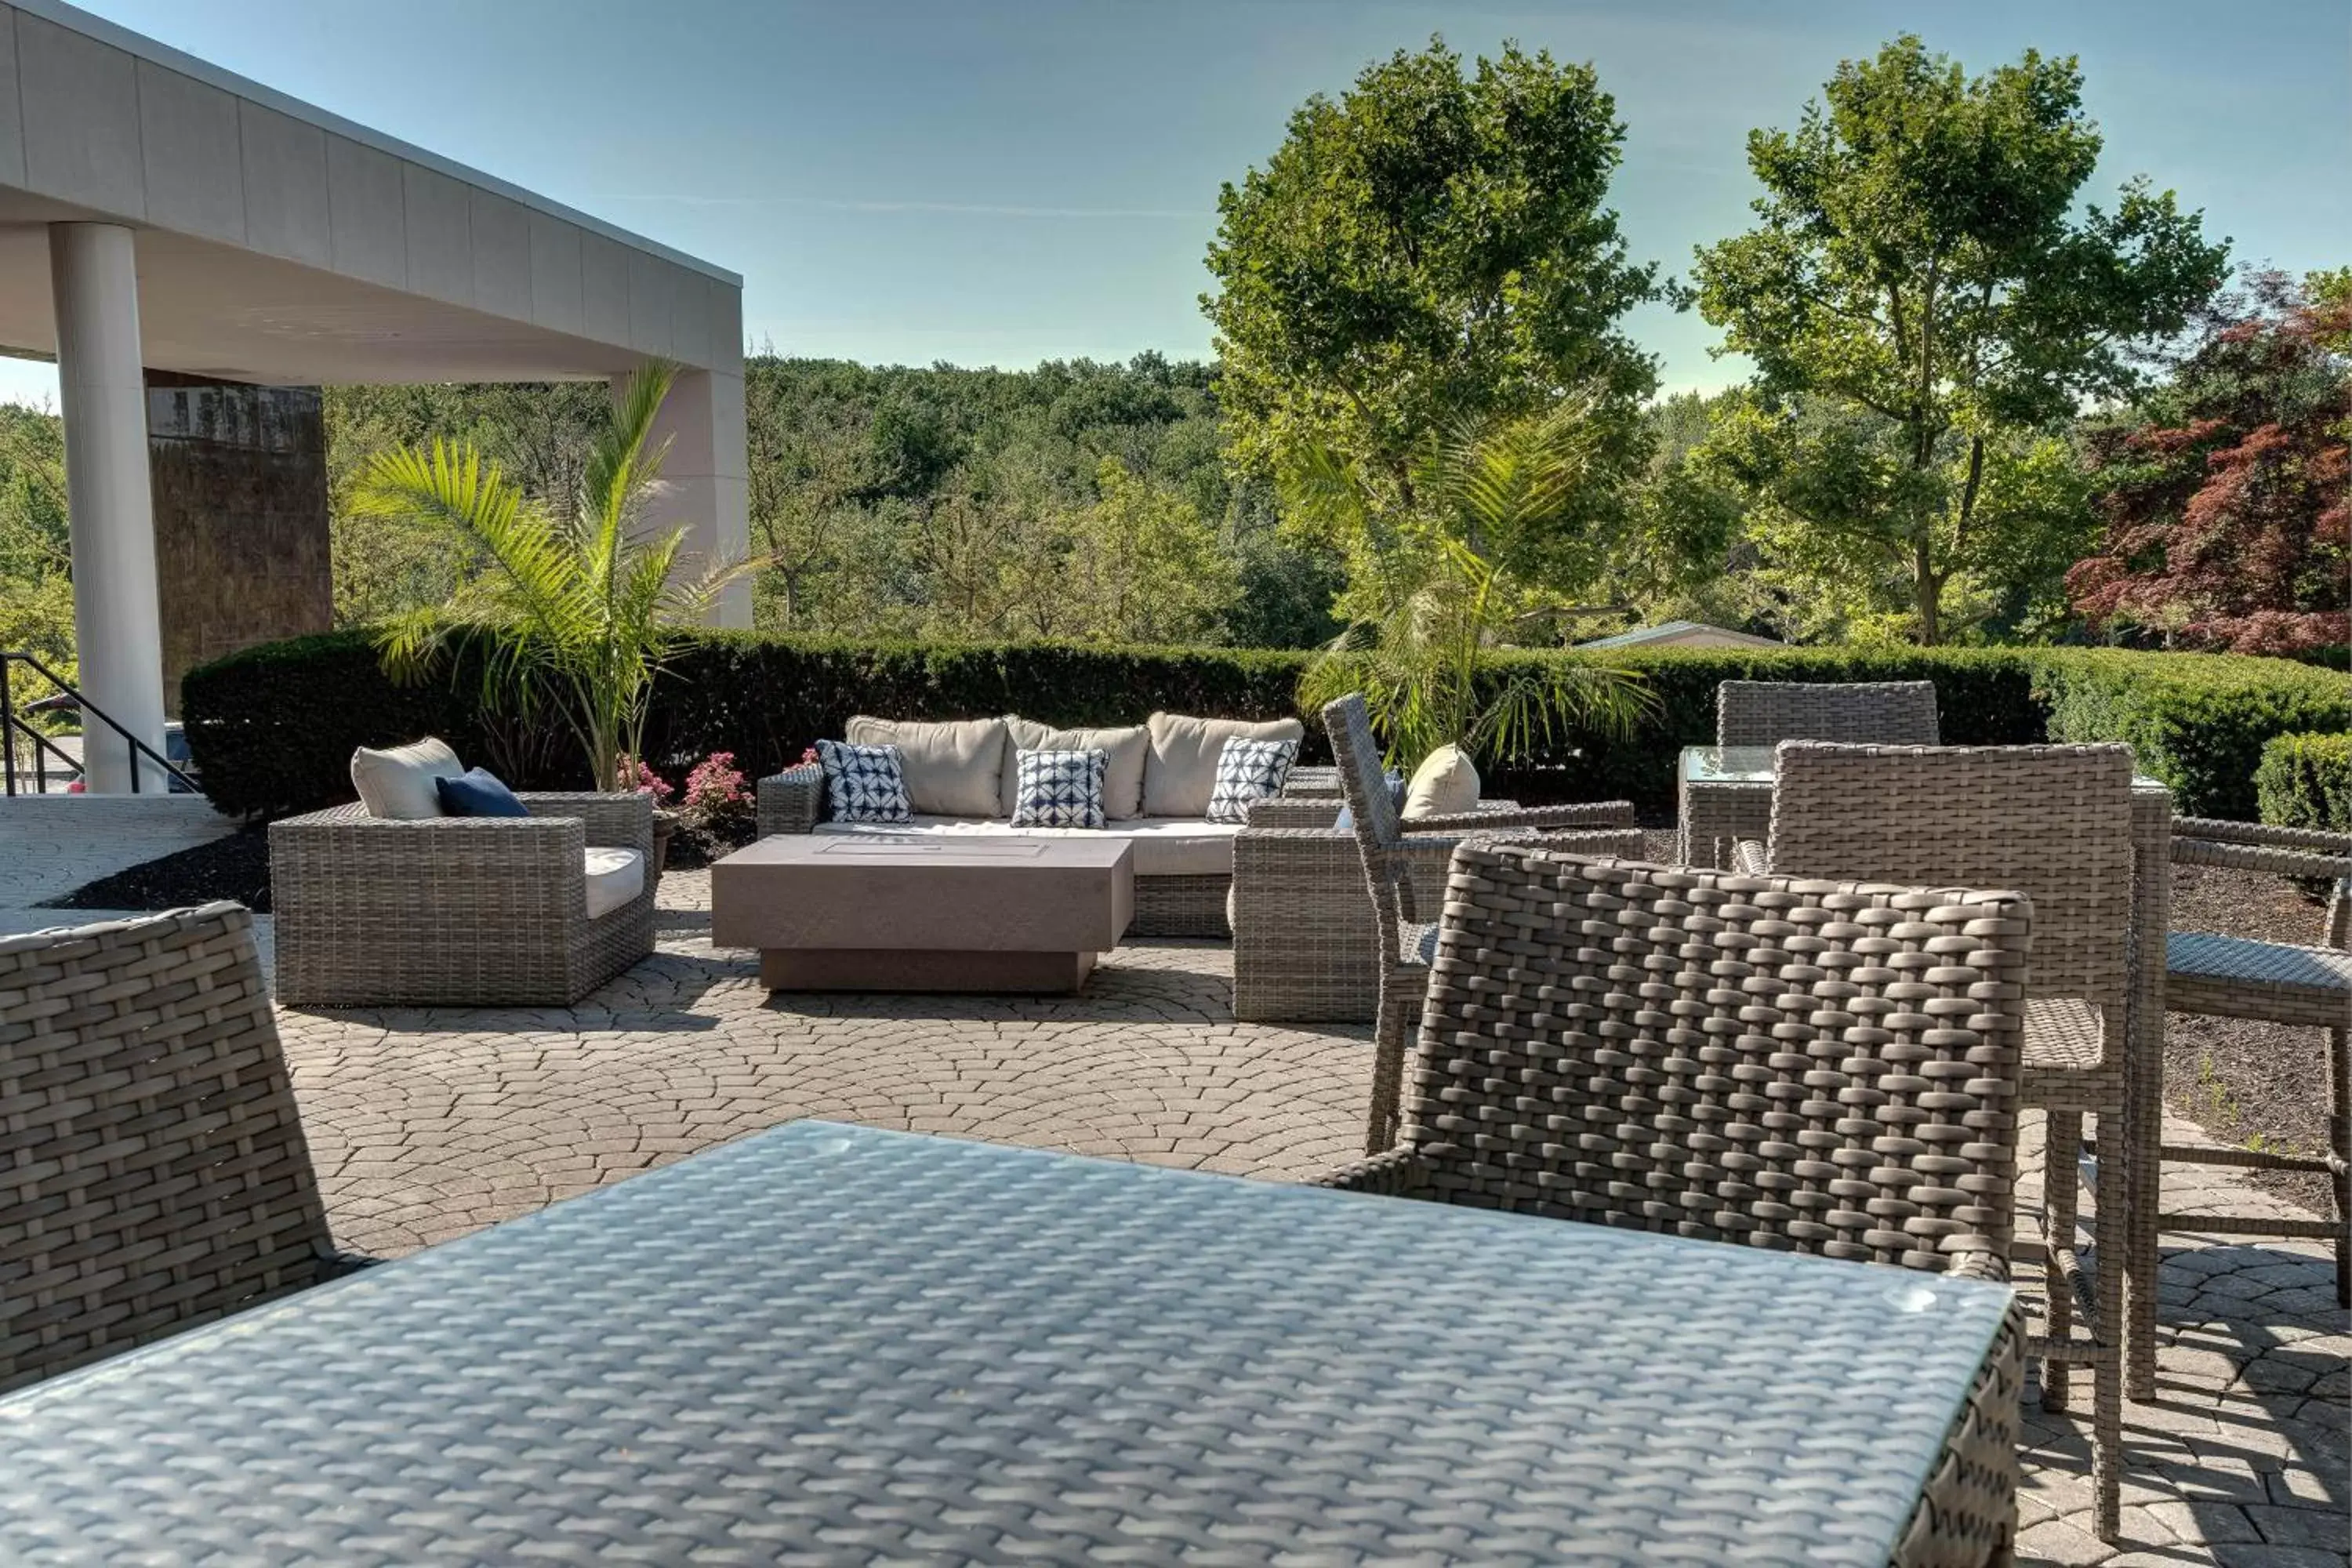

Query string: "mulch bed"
[[45, 826, 275, 913]]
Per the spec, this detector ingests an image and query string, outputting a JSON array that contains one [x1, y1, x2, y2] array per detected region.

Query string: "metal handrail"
[[2, 651, 199, 797]]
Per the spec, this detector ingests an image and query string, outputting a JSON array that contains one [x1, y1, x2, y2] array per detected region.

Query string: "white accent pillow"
[[350, 736, 463, 819], [1401, 744, 1479, 820]]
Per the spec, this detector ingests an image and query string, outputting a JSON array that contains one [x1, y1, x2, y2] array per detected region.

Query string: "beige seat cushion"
[[1402, 744, 1479, 819], [350, 736, 462, 819], [1142, 713, 1306, 818], [844, 717, 1008, 818], [1002, 717, 1150, 820], [583, 846, 644, 920], [812, 815, 1238, 877]]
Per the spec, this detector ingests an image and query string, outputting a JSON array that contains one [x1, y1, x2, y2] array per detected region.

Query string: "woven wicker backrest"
[[1407, 844, 2028, 1273], [0, 902, 333, 1392], [1717, 681, 1940, 747], [1322, 695, 1403, 850], [1767, 742, 2133, 1005]]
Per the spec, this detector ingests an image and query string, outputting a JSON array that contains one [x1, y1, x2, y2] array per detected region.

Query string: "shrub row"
[[2255, 731, 2351, 835], [182, 629, 2347, 823]]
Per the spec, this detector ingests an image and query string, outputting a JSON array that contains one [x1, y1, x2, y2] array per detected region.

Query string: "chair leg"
[[2089, 1109, 2123, 1544], [1364, 994, 1410, 1156], [2331, 1027, 2350, 1309], [2041, 1109, 2082, 1413]]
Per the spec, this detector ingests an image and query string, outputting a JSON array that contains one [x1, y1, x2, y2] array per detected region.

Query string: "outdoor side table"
[[0, 1121, 2014, 1566]]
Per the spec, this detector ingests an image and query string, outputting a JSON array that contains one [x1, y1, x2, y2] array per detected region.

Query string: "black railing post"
[[2, 666, 16, 797]]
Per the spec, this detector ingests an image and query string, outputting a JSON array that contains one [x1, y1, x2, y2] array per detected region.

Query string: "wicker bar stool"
[[1716, 678, 1940, 746], [1320, 695, 1639, 1155], [1314, 842, 2031, 1566], [1740, 741, 2136, 1544], [2161, 817, 2350, 1305], [0, 903, 362, 1393]]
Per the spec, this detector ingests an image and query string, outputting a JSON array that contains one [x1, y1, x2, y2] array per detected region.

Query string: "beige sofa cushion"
[[1002, 717, 1150, 820], [844, 717, 1008, 818], [811, 815, 1237, 877], [1401, 743, 1480, 819], [350, 736, 462, 819], [582, 847, 644, 920], [1142, 713, 1305, 818]]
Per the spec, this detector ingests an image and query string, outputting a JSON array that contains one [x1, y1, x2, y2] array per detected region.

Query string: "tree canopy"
[[1202, 33, 1661, 568], [1690, 35, 2228, 642]]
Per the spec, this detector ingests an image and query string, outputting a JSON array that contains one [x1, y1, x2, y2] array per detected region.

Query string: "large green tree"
[[1203, 34, 1661, 587], [1690, 34, 2227, 642]]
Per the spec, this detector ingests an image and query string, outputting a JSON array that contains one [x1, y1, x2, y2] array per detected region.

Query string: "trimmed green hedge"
[[181, 630, 2348, 823], [2255, 731, 2351, 834]]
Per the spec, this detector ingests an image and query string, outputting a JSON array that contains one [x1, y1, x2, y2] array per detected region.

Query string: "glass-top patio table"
[[1674, 740, 2177, 1399], [0, 1121, 2016, 1566]]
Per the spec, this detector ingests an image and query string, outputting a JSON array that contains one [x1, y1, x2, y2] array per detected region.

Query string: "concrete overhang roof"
[[0, 0, 741, 386]]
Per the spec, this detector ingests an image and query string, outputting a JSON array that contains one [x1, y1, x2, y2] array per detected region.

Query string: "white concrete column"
[[49, 223, 167, 793], [618, 363, 750, 629]]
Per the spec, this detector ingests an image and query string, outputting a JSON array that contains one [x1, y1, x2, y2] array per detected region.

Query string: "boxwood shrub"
[[181, 629, 2347, 824], [2255, 731, 2351, 834]]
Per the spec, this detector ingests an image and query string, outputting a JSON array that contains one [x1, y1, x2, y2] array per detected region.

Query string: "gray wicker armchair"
[[1717, 678, 1940, 746], [1321, 695, 1639, 1153], [271, 792, 655, 1007], [1314, 842, 2029, 1568], [1740, 740, 2135, 1544], [2162, 817, 2350, 1304], [0, 903, 359, 1392]]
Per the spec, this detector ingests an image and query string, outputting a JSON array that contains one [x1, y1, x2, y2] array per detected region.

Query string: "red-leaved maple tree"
[[2067, 271, 2349, 655]]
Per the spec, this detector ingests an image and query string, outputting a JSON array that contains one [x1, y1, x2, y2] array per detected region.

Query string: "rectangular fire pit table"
[[712, 833, 1132, 992], [0, 1122, 2020, 1566]]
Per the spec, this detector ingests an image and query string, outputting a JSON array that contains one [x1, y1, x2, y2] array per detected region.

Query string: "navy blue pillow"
[[436, 767, 529, 818], [1334, 774, 1407, 832]]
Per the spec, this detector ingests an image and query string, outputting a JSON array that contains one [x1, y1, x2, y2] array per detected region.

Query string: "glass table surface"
[[1681, 744, 2164, 790]]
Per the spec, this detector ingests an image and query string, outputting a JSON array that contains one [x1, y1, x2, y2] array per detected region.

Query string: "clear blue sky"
[[4, 0, 2344, 407]]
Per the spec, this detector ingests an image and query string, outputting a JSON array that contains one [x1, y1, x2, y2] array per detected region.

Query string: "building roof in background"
[[1574, 620, 1786, 650]]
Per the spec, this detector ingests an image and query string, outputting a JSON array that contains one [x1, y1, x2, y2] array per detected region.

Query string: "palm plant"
[[1292, 401, 1651, 767], [353, 362, 746, 793]]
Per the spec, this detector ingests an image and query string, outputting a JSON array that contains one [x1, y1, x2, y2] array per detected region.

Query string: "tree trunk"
[[1915, 545, 1943, 646]]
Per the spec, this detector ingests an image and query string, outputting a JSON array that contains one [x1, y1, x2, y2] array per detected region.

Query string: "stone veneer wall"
[[144, 373, 331, 716]]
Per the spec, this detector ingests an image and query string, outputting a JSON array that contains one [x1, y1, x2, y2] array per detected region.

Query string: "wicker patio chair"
[[1737, 741, 2133, 1544], [1230, 794, 1642, 1022], [1717, 678, 1941, 747], [271, 792, 655, 1007], [0, 903, 361, 1393], [1313, 843, 2029, 1567], [1321, 694, 1638, 1154], [2161, 817, 2350, 1305]]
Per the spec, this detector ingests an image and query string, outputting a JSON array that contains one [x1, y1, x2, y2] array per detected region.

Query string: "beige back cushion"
[[1002, 717, 1150, 820], [1142, 713, 1306, 818], [350, 736, 463, 819], [844, 717, 1009, 818], [1401, 743, 1480, 819]]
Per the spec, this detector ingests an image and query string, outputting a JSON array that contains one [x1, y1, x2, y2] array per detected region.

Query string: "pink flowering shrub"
[[681, 750, 755, 843], [616, 755, 673, 803]]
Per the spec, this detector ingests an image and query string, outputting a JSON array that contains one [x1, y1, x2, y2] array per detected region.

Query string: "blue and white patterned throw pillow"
[[1207, 736, 1300, 823], [815, 739, 912, 823], [1010, 748, 1107, 829]]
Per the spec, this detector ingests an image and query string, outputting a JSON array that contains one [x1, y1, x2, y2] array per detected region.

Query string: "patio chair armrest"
[[1403, 799, 1635, 833], [1730, 839, 1770, 875], [1242, 797, 1345, 829], [1945, 1245, 2011, 1287], [2170, 835, 2350, 881], [516, 792, 653, 853], [270, 806, 593, 905], [2172, 815, 2350, 855], [758, 763, 826, 837], [1307, 1148, 1431, 1197], [1280, 765, 1344, 799]]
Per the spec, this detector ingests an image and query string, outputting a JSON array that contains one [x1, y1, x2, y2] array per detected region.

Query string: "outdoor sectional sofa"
[[757, 713, 1305, 938]]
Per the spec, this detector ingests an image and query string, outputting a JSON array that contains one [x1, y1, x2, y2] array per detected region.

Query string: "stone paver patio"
[[3, 808, 2344, 1566]]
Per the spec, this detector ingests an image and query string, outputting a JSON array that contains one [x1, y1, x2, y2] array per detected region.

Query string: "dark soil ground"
[[49, 819, 2340, 1220]]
